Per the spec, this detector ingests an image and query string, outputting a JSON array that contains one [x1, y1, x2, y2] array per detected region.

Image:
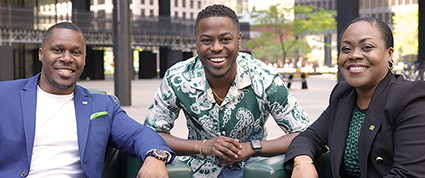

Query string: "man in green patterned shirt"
[[144, 4, 310, 178]]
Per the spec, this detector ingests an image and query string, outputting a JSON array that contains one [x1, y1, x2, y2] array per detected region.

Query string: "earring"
[[388, 61, 395, 70]]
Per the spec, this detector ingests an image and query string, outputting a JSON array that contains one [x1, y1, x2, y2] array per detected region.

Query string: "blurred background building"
[[294, 0, 419, 72], [0, 0, 250, 81], [0, 0, 422, 81]]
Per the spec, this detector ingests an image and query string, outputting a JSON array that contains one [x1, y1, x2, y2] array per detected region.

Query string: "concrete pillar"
[[324, 34, 332, 67], [0, 46, 14, 81], [418, 1, 425, 71], [113, 0, 132, 106], [139, 51, 157, 79], [337, 0, 359, 82]]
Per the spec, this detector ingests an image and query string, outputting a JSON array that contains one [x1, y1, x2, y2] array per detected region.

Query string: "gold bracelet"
[[199, 139, 207, 159], [293, 161, 314, 168]]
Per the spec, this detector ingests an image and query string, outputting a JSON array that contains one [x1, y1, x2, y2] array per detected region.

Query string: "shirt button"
[[221, 131, 226, 136], [375, 156, 384, 163], [20, 171, 27, 177]]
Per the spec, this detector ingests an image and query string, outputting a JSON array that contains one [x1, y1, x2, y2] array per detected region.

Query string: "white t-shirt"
[[28, 86, 84, 178]]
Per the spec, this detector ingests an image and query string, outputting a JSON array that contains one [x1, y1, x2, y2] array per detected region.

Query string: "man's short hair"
[[195, 4, 240, 34], [43, 22, 85, 45]]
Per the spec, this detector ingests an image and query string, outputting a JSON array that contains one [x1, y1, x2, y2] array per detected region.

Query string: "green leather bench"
[[87, 89, 193, 178], [243, 151, 331, 178]]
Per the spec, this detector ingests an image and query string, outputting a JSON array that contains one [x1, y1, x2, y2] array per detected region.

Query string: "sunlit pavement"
[[77, 73, 338, 139]]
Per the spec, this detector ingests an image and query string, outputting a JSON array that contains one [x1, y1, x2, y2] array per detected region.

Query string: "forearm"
[[158, 132, 203, 156], [258, 132, 299, 157]]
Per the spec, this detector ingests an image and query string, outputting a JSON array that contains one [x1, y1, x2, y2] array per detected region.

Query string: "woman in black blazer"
[[284, 16, 425, 177]]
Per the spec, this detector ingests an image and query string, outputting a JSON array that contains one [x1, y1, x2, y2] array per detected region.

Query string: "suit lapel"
[[331, 89, 356, 174], [20, 76, 39, 165], [358, 72, 395, 176], [73, 86, 91, 161]]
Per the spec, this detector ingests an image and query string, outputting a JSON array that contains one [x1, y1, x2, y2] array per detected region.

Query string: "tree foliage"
[[393, 9, 418, 58], [244, 4, 336, 63]]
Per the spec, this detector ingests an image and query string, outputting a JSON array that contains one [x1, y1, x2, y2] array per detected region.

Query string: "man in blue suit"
[[0, 22, 175, 178]]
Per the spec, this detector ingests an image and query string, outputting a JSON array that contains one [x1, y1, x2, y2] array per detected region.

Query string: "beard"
[[51, 80, 75, 90]]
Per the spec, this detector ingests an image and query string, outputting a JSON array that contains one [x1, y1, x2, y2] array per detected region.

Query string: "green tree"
[[393, 9, 418, 62], [244, 4, 336, 63]]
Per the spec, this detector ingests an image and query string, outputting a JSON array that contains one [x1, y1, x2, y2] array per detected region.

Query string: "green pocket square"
[[90, 111, 108, 120]]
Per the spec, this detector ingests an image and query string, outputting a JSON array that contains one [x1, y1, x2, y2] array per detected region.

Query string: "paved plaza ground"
[[77, 73, 337, 140]]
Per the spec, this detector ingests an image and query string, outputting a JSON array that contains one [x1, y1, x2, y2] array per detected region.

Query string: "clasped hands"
[[200, 136, 255, 165]]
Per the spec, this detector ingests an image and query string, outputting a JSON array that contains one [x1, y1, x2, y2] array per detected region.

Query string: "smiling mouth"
[[56, 68, 75, 74], [348, 66, 368, 70], [209, 57, 226, 62]]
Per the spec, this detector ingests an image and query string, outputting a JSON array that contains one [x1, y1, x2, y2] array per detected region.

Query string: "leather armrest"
[[102, 146, 193, 178], [243, 151, 331, 178]]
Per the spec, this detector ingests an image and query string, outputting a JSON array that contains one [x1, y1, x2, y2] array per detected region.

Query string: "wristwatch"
[[251, 140, 262, 157], [146, 149, 169, 163]]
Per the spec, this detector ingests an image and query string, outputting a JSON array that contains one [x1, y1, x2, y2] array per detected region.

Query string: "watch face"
[[251, 140, 262, 149], [154, 149, 167, 157]]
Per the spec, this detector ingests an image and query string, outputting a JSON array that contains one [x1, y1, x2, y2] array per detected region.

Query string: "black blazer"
[[284, 72, 425, 177]]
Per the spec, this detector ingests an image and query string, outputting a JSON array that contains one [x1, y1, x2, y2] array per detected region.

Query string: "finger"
[[211, 147, 234, 161], [220, 136, 242, 149], [220, 141, 242, 158]]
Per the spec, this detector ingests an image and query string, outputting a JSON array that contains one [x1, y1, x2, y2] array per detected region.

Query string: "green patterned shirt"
[[343, 104, 367, 177], [144, 52, 310, 177]]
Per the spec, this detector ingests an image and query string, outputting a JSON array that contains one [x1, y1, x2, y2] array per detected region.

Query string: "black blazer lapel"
[[358, 72, 396, 177], [331, 89, 356, 175]]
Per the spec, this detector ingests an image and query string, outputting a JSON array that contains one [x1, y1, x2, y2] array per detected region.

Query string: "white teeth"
[[349, 67, 367, 70], [57, 69, 73, 74], [210, 58, 226, 62]]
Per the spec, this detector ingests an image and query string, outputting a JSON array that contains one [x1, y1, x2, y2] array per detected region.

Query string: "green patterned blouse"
[[343, 103, 367, 177], [144, 52, 310, 178]]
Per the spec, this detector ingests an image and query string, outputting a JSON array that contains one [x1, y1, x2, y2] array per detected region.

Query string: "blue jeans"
[[217, 157, 265, 178]]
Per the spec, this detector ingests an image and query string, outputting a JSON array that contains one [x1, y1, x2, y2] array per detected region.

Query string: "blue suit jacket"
[[0, 74, 174, 178]]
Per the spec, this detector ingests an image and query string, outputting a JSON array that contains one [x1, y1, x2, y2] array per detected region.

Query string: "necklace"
[[211, 89, 224, 101]]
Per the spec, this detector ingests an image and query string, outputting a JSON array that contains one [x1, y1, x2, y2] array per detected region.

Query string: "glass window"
[[183, 0, 186, 8], [182, 12, 186, 19], [190, 0, 194, 8], [198, 1, 201, 9], [384, 13, 388, 23], [150, 0, 153, 5], [150, 9, 154, 16], [141, 9, 145, 16], [141, 0, 145, 4], [175, 0, 178, 7]]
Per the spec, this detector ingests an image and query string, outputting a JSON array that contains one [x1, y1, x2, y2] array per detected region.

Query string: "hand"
[[291, 155, 318, 178], [201, 136, 242, 164], [137, 156, 168, 178], [217, 142, 255, 165]]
